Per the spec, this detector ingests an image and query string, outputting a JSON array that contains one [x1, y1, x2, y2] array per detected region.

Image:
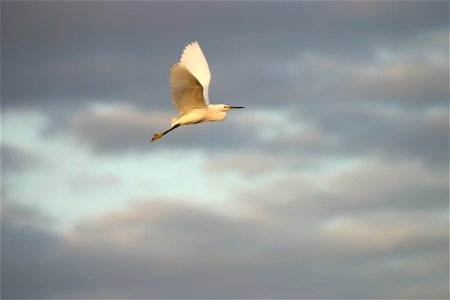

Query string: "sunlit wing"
[[180, 41, 211, 105], [169, 63, 208, 115]]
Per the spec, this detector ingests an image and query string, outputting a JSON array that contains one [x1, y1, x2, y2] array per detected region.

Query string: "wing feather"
[[169, 63, 207, 115], [180, 41, 211, 104]]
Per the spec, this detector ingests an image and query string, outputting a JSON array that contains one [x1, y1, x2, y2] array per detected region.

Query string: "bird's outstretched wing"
[[169, 63, 208, 115], [180, 41, 211, 105]]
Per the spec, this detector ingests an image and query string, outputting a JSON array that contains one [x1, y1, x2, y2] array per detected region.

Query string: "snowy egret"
[[151, 41, 244, 142]]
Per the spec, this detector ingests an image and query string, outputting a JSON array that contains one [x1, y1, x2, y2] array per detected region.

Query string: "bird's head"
[[217, 104, 245, 112]]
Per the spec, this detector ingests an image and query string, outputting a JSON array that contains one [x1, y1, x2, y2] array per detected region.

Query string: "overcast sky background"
[[1, 1, 449, 299]]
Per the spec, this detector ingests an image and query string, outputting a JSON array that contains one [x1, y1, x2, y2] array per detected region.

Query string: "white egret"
[[151, 41, 244, 142]]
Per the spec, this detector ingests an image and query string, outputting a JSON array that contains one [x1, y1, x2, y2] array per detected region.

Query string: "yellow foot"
[[151, 133, 163, 142]]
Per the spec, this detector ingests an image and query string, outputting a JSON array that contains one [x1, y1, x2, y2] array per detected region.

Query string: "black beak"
[[229, 106, 244, 109]]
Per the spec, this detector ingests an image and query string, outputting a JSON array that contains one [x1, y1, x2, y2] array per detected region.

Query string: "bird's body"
[[151, 42, 243, 142], [171, 105, 227, 126]]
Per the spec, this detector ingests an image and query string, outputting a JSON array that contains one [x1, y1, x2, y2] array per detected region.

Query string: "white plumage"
[[180, 41, 211, 104], [169, 63, 206, 116], [152, 41, 244, 142]]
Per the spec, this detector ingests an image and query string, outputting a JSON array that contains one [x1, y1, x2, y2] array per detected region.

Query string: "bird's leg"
[[151, 124, 180, 142]]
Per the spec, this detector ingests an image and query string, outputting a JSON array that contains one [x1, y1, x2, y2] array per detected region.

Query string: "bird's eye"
[[224, 105, 227, 109]]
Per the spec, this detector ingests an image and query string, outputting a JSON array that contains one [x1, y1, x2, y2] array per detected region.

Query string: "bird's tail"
[[171, 116, 180, 127]]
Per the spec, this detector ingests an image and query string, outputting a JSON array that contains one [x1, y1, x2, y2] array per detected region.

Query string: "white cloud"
[[2, 109, 245, 229]]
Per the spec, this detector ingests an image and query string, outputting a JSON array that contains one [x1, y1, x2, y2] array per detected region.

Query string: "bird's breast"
[[176, 110, 207, 125], [205, 110, 226, 122]]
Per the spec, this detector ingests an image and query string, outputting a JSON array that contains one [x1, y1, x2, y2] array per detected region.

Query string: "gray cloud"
[[66, 106, 257, 154], [312, 106, 449, 167], [64, 99, 448, 170], [2, 194, 448, 299], [3, 1, 447, 163], [242, 159, 448, 220], [6, 2, 443, 161], [67, 107, 171, 153], [281, 48, 448, 107], [2, 1, 447, 111], [2, 158, 449, 298], [2, 2, 448, 299], [1, 144, 41, 173]]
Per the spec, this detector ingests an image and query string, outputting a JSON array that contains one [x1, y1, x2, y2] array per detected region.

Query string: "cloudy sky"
[[1, 1, 449, 299]]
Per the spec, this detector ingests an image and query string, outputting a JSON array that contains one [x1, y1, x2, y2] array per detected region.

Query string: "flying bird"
[[151, 41, 244, 142]]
